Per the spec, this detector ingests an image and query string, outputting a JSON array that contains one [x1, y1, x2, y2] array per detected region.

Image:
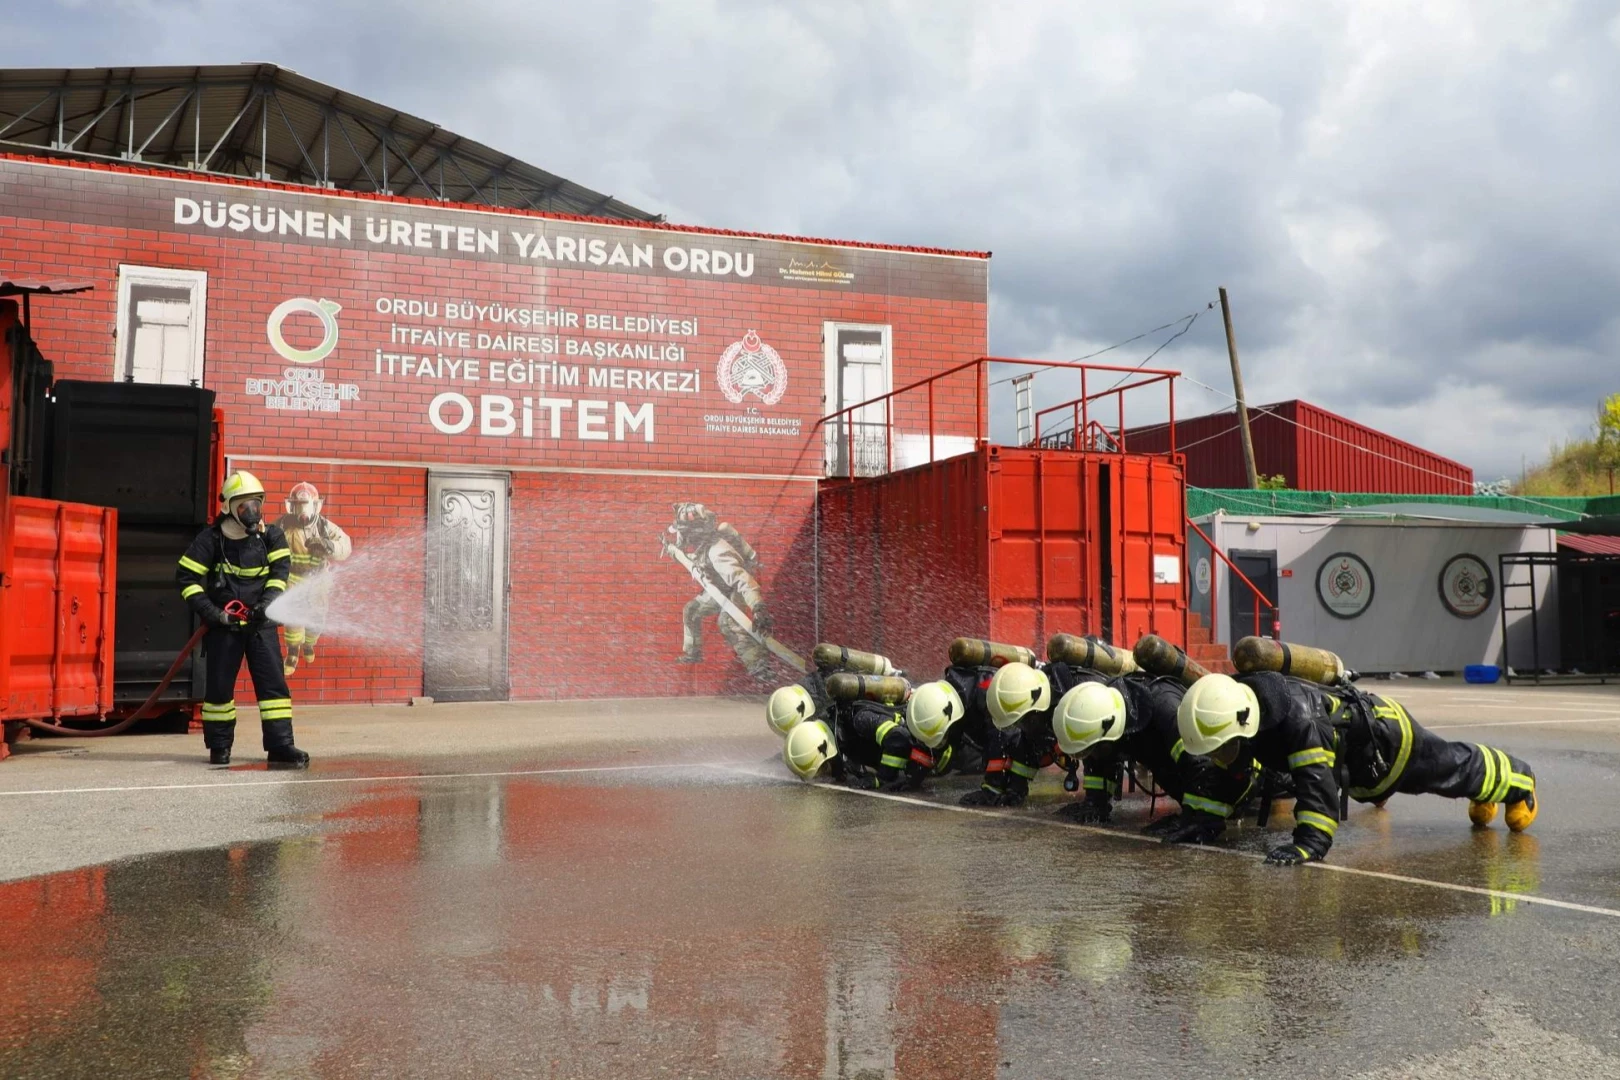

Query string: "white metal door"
[[823, 323, 892, 476]]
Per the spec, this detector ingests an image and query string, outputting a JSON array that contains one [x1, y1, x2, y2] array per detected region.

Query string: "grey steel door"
[[425, 472, 510, 701]]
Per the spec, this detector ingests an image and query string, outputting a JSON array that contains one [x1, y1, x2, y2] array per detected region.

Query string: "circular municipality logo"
[[267, 298, 342, 364], [717, 330, 788, 405], [1316, 551, 1374, 619], [1195, 557, 1212, 596], [1439, 553, 1494, 618]]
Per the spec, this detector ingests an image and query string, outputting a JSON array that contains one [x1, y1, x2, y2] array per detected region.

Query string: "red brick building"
[[0, 67, 988, 703]]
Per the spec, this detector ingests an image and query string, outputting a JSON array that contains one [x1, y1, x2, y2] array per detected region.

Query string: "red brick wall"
[[228, 459, 426, 703], [0, 156, 988, 702]]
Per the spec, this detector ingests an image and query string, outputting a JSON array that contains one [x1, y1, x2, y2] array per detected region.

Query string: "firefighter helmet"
[[1176, 673, 1262, 755], [783, 720, 837, 780], [221, 470, 266, 505], [221, 470, 266, 528], [285, 481, 324, 522], [1053, 682, 1129, 755], [987, 662, 1052, 730], [766, 684, 815, 738], [906, 680, 964, 748]]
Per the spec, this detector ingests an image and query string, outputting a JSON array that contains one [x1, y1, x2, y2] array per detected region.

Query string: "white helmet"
[[784, 720, 837, 780], [1052, 682, 1128, 755], [767, 684, 815, 738], [905, 680, 964, 748], [1176, 673, 1262, 755], [986, 662, 1052, 730]]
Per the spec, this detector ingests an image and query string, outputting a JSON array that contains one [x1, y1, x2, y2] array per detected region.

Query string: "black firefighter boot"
[[209, 747, 232, 766], [267, 744, 311, 769]]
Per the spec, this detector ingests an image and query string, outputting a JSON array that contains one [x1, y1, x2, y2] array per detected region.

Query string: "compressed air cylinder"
[[948, 638, 1037, 669], [825, 673, 913, 705], [1232, 636, 1346, 686], [1045, 634, 1139, 676], [812, 643, 901, 676], [1132, 634, 1211, 687]]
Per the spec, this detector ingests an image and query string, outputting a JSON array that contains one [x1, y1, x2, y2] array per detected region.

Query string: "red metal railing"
[[1187, 516, 1278, 640], [816, 356, 1181, 480]]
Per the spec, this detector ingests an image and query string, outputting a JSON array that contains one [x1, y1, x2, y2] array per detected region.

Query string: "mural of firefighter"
[[662, 502, 804, 681], [276, 481, 354, 676]]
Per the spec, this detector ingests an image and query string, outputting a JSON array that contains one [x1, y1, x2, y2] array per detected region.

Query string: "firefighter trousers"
[[201, 625, 296, 751], [1348, 697, 1534, 807]]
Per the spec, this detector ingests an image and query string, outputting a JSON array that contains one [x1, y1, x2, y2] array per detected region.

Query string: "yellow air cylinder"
[[948, 637, 1037, 669], [811, 643, 901, 676], [1132, 634, 1210, 687], [1231, 636, 1346, 686], [1046, 634, 1140, 676], [825, 673, 913, 705]]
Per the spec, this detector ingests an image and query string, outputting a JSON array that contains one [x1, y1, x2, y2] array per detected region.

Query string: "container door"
[[425, 472, 510, 701], [1228, 550, 1278, 644]]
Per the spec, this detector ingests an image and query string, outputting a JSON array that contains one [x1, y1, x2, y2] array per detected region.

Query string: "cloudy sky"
[[10, 0, 1619, 479]]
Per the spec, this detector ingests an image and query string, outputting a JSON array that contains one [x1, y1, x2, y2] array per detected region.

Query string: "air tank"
[[1132, 634, 1210, 687], [825, 673, 913, 705], [812, 643, 901, 676], [948, 638, 1037, 669], [1045, 634, 1139, 676], [1232, 636, 1347, 686]]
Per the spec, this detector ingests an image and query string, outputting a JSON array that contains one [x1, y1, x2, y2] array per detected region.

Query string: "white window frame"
[[113, 264, 208, 385], [822, 322, 893, 416]]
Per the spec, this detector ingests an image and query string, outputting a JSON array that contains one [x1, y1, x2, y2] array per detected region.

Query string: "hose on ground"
[[21, 623, 207, 738]]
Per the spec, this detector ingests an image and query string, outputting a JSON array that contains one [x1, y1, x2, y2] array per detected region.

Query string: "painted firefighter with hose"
[[275, 481, 353, 676], [663, 501, 790, 680], [175, 470, 308, 768]]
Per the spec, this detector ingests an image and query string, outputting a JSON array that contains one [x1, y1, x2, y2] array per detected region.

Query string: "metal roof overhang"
[[0, 63, 659, 221]]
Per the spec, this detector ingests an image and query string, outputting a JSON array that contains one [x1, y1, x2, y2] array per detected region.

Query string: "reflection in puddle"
[[0, 776, 1568, 1077]]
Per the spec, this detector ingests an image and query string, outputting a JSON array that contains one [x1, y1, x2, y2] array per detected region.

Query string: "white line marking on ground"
[[0, 761, 740, 799], [1427, 716, 1620, 730], [726, 767, 1620, 921]]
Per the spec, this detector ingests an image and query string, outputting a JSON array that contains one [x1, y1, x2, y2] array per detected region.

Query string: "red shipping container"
[[815, 444, 1186, 674], [1127, 400, 1472, 494]]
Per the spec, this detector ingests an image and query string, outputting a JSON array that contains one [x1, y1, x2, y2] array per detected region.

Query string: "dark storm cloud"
[[10, 0, 1619, 478]]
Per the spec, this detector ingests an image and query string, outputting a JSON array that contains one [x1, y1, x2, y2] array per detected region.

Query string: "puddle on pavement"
[[0, 772, 1606, 1079]]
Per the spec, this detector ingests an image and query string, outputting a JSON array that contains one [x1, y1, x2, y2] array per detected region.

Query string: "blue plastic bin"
[[1464, 664, 1501, 684]]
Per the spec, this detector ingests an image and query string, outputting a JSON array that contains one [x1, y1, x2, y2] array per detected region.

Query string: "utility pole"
[[1219, 286, 1260, 490]]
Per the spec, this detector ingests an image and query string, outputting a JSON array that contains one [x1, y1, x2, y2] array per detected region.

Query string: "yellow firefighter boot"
[[1505, 791, 1537, 833], [284, 651, 299, 678], [1468, 801, 1497, 827], [303, 646, 317, 666]]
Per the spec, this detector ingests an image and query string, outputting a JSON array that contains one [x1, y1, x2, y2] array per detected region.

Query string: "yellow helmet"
[[987, 662, 1052, 729], [767, 684, 816, 738], [784, 720, 837, 780], [1176, 673, 1261, 755], [1053, 682, 1128, 755], [221, 469, 266, 505], [905, 680, 964, 749]]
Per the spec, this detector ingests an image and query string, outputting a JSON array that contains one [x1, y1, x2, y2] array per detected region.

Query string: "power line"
[[987, 302, 1215, 388]]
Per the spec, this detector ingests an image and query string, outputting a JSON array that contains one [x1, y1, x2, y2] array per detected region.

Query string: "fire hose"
[[21, 600, 250, 738]]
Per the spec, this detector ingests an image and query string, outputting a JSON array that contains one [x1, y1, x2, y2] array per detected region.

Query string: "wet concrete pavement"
[[1, 680, 1619, 1078]]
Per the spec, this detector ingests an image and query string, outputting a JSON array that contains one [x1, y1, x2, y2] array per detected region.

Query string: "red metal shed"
[[1127, 400, 1473, 494]]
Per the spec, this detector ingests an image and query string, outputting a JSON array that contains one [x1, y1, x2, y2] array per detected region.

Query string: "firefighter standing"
[[176, 470, 308, 768], [275, 481, 353, 677], [670, 503, 772, 678], [1050, 675, 1256, 842], [1177, 672, 1537, 865]]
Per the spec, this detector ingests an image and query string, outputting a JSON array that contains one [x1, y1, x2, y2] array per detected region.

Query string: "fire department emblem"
[[1316, 551, 1374, 619], [1439, 553, 1493, 619], [717, 330, 788, 406]]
